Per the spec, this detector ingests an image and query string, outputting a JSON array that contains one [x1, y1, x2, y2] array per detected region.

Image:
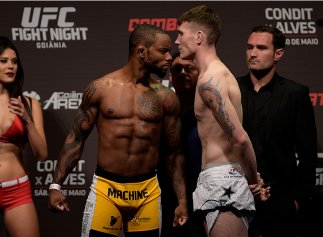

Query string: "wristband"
[[49, 183, 61, 191]]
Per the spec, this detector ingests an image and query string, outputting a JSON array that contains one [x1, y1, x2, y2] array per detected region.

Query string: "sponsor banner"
[[128, 18, 178, 32], [160, 79, 174, 91], [265, 7, 319, 46], [23, 91, 41, 100], [43, 91, 83, 110], [23, 90, 83, 110], [310, 93, 323, 106], [316, 168, 323, 186], [34, 160, 87, 197], [316, 153, 323, 186]]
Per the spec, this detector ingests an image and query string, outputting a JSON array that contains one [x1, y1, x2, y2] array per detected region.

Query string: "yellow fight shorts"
[[81, 166, 161, 237]]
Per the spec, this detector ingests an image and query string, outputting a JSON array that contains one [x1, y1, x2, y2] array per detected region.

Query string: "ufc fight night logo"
[[12, 7, 88, 49]]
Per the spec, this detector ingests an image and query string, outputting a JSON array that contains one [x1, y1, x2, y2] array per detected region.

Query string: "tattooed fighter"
[[48, 24, 188, 237], [175, 5, 269, 237]]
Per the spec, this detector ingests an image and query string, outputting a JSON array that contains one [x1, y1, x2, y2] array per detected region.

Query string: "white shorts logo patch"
[[228, 167, 238, 175]]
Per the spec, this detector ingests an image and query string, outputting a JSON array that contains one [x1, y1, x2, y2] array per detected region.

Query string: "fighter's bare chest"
[[100, 87, 163, 122]]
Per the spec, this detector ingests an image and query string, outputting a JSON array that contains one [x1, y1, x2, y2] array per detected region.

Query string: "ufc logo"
[[21, 7, 76, 27]]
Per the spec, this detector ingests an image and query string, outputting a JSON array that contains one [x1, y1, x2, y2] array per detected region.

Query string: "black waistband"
[[95, 165, 156, 183]]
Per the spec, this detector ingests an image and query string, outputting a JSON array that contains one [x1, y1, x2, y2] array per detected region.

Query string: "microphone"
[[317, 19, 323, 27]]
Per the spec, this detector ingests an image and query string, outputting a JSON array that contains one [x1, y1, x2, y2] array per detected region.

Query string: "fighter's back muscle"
[[195, 61, 241, 164]]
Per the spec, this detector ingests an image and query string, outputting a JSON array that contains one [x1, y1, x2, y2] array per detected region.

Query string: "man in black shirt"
[[160, 51, 205, 237], [236, 25, 317, 237]]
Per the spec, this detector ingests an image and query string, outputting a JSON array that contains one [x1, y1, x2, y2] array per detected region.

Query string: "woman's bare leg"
[[4, 203, 40, 237]]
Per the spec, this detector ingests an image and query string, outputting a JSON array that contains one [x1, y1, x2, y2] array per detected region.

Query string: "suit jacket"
[[237, 72, 318, 207]]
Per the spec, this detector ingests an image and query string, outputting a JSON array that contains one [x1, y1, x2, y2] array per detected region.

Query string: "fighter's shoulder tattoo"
[[199, 76, 235, 141], [137, 87, 162, 120], [73, 81, 98, 136], [82, 81, 98, 108], [154, 85, 179, 114]]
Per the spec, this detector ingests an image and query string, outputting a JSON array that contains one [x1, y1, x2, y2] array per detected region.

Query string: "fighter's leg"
[[4, 203, 40, 237], [124, 195, 161, 237], [81, 175, 123, 237], [204, 219, 210, 237], [206, 207, 247, 237]]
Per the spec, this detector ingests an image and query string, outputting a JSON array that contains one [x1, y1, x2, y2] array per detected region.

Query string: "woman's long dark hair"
[[0, 36, 33, 121]]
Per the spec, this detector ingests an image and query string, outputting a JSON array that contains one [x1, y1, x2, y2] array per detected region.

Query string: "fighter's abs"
[[97, 86, 163, 167]]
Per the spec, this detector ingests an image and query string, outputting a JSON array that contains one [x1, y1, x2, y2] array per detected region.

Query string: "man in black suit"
[[236, 25, 318, 237]]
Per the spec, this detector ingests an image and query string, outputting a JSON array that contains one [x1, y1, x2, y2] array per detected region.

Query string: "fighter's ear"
[[137, 45, 146, 60], [196, 31, 203, 45]]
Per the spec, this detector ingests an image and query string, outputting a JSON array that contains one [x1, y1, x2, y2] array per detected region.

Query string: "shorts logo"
[[110, 216, 120, 226], [107, 188, 148, 200], [228, 167, 238, 175], [129, 217, 151, 226]]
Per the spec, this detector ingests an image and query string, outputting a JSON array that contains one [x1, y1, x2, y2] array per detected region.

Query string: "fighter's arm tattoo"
[[159, 88, 187, 202], [199, 77, 236, 141], [53, 81, 99, 184]]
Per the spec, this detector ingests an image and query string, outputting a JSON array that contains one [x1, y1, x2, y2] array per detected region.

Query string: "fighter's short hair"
[[177, 5, 221, 46], [129, 24, 166, 56]]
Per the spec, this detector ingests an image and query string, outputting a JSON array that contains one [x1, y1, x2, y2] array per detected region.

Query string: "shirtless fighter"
[[48, 24, 188, 237], [175, 5, 269, 237]]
